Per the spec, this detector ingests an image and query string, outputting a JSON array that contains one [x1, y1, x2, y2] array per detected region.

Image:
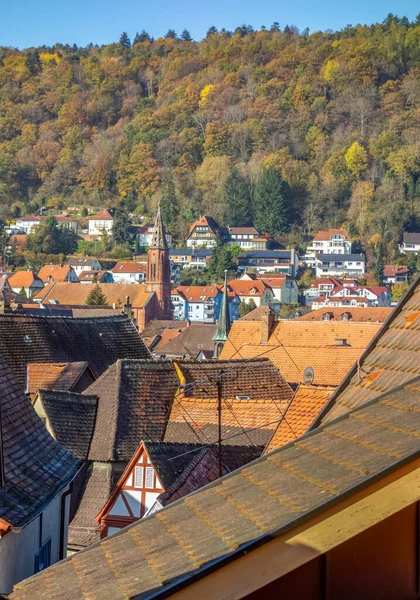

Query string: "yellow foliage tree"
[[348, 181, 374, 235], [199, 84, 215, 108], [345, 142, 368, 177]]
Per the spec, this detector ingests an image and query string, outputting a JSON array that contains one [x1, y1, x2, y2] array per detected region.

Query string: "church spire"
[[213, 270, 231, 358], [150, 203, 168, 250]]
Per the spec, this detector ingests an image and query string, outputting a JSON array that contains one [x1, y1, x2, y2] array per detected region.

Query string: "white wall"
[[0, 487, 70, 595]]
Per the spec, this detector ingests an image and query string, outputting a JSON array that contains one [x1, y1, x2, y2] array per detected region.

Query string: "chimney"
[[261, 308, 275, 344], [125, 295, 130, 307]]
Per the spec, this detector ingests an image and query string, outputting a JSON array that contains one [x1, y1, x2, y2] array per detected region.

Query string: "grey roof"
[[157, 323, 217, 357], [11, 377, 420, 599], [38, 390, 98, 460], [317, 253, 366, 261], [0, 359, 80, 529], [403, 231, 420, 244], [241, 250, 292, 259], [0, 313, 150, 387]]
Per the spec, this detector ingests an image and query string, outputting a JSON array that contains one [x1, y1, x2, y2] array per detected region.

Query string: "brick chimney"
[[261, 308, 275, 344]]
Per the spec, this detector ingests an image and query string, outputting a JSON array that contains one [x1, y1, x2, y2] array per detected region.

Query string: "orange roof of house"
[[33, 282, 153, 308], [78, 270, 108, 282], [313, 228, 351, 241], [219, 320, 382, 386], [187, 215, 220, 235], [37, 264, 75, 283], [383, 264, 409, 277], [227, 279, 269, 297], [112, 262, 146, 274], [172, 285, 221, 302], [8, 271, 42, 288], [297, 307, 393, 322], [88, 209, 113, 220], [27, 362, 90, 395], [258, 277, 288, 288], [264, 385, 334, 454]]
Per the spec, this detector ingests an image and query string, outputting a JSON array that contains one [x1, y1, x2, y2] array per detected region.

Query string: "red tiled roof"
[[8, 271, 42, 288], [187, 215, 220, 235], [384, 265, 409, 277], [88, 209, 113, 220], [227, 279, 269, 297], [27, 362, 91, 395], [112, 262, 146, 274], [313, 228, 351, 241], [173, 285, 221, 302], [297, 307, 393, 322], [37, 264, 75, 283]]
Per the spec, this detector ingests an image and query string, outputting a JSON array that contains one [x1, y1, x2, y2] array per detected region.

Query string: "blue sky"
[[1, 0, 419, 49]]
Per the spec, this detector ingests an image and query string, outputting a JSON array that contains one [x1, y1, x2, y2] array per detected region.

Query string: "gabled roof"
[[34, 282, 153, 308], [264, 385, 334, 454], [0, 358, 80, 529], [12, 377, 420, 600], [297, 307, 392, 322], [187, 215, 220, 236], [157, 322, 217, 357], [85, 360, 179, 462], [38, 390, 98, 460], [37, 264, 76, 283], [220, 320, 382, 386], [77, 270, 109, 282], [16, 215, 40, 222], [164, 359, 294, 446], [314, 275, 420, 425], [0, 313, 149, 387], [227, 279, 270, 297], [228, 226, 259, 235], [67, 257, 101, 267], [8, 270, 42, 288], [239, 305, 271, 321], [403, 231, 420, 244], [384, 264, 409, 276], [112, 262, 146, 273], [27, 362, 92, 395], [172, 285, 221, 302], [313, 228, 351, 241], [88, 209, 114, 220]]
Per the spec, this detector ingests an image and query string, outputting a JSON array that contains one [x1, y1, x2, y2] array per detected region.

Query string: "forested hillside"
[[1, 15, 420, 256]]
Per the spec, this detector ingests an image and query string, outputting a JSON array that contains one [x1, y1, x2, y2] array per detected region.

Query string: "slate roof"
[[297, 307, 393, 322], [264, 385, 334, 455], [403, 231, 420, 245], [34, 282, 153, 307], [11, 377, 420, 600], [164, 359, 294, 446], [220, 320, 382, 386], [86, 360, 179, 462], [0, 313, 149, 387], [0, 359, 80, 529], [38, 390, 98, 460], [157, 322, 217, 357], [68, 258, 101, 268], [317, 253, 366, 262], [27, 362, 91, 395], [315, 275, 420, 425]]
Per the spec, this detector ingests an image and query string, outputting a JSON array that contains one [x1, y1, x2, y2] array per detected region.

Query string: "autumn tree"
[[254, 167, 289, 235], [345, 142, 368, 178], [86, 284, 108, 306]]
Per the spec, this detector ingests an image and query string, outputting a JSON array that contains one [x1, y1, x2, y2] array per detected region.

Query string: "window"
[[34, 539, 51, 573], [134, 466, 144, 488], [145, 467, 154, 489]]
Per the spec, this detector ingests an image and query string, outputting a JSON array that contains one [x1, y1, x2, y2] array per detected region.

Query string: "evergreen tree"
[[25, 49, 42, 75], [119, 32, 131, 48], [160, 175, 180, 226], [206, 26, 218, 37], [222, 168, 252, 227], [164, 29, 177, 39], [253, 167, 289, 235], [180, 29, 193, 41], [374, 243, 385, 285], [208, 235, 233, 281], [133, 30, 152, 44], [26, 217, 77, 255], [18, 287, 27, 298], [112, 209, 132, 245], [86, 284, 108, 306], [239, 298, 256, 317]]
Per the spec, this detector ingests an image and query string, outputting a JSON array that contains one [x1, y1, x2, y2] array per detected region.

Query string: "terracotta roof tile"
[[27, 362, 90, 395], [297, 307, 392, 322], [227, 279, 268, 297], [8, 271, 42, 288], [88, 209, 114, 220], [384, 265, 409, 277], [112, 262, 146, 273], [264, 385, 334, 454], [37, 264, 76, 283], [220, 320, 382, 386], [157, 323, 217, 357], [313, 228, 351, 241], [34, 282, 152, 307]]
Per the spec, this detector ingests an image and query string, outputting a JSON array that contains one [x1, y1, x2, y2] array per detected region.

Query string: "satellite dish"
[[303, 366, 315, 385]]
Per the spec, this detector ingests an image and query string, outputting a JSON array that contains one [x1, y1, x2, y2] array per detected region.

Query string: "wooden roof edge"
[[309, 273, 420, 430]]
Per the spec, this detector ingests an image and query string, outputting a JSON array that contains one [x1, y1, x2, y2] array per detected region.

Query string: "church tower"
[[213, 270, 231, 358], [146, 205, 172, 319]]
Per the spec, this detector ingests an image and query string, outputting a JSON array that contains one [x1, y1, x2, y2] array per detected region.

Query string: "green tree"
[[26, 217, 77, 255], [223, 168, 252, 227], [180, 29, 193, 41], [86, 284, 108, 305], [254, 167, 289, 235], [239, 298, 257, 317], [208, 235, 233, 281], [206, 26, 218, 37], [164, 29, 177, 39], [119, 32, 131, 48], [160, 175, 180, 226], [18, 287, 27, 298], [112, 209, 132, 245], [81, 207, 88, 218], [374, 243, 385, 285]]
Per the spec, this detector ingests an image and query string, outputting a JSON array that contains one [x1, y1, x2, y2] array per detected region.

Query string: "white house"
[[8, 271, 44, 298], [0, 359, 80, 595], [400, 232, 420, 254], [15, 216, 41, 234], [67, 258, 102, 277], [227, 227, 268, 250], [383, 265, 409, 284], [239, 273, 298, 305], [312, 285, 391, 309], [315, 253, 366, 278], [185, 215, 222, 248], [52, 216, 81, 232], [112, 262, 147, 284], [227, 279, 274, 308], [237, 250, 299, 278], [171, 285, 239, 323], [135, 223, 172, 248], [88, 209, 114, 236]]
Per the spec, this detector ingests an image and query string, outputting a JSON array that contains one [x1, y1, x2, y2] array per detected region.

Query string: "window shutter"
[[145, 467, 154, 489], [134, 466, 144, 488]]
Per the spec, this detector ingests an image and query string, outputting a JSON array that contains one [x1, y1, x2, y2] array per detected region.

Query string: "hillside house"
[[67, 258, 102, 276], [315, 253, 366, 277], [227, 226, 268, 249], [240, 273, 299, 305], [8, 271, 44, 298], [171, 285, 239, 323], [169, 248, 213, 270], [14, 215, 41, 234], [384, 264, 409, 284], [112, 262, 146, 284], [185, 215, 223, 248], [134, 222, 172, 248], [305, 228, 352, 268], [37, 264, 79, 284], [237, 249, 299, 277], [88, 209, 114, 236], [227, 278, 274, 308], [399, 231, 420, 254]]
